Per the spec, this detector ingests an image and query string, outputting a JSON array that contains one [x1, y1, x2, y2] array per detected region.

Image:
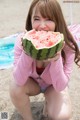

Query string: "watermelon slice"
[[22, 29, 64, 60]]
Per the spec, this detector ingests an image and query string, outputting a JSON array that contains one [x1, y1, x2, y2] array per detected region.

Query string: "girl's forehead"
[[31, 1, 56, 20], [32, 6, 39, 15], [32, 7, 42, 19], [32, 4, 49, 18]]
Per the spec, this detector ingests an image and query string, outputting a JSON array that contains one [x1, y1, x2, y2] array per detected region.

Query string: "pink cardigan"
[[13, 33, 75, 92]]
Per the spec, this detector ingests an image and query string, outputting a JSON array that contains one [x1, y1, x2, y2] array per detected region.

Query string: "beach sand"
[[0, 0, 80, 120]]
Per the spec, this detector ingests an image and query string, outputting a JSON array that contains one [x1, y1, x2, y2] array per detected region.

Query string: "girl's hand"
[[43, 51, 61, 66], [36, 51, 61, 68], [36, 41, 65, 68]]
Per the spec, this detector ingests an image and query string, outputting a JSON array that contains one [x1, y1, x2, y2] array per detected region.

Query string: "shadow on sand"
[[10, 101, 44, 120]]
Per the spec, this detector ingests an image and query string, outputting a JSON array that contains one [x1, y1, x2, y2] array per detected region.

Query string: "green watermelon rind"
[[22, 35, 64, 60]]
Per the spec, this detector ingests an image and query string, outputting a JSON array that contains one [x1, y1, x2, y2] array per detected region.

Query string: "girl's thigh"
[[44, 86, 72, 119], [10, 77, 41, 96]]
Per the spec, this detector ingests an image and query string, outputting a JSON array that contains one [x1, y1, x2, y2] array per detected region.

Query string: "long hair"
[[25, 0, 80, 66]]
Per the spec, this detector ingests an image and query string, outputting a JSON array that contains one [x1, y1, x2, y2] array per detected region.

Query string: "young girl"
[[10, 0, 80, 120]]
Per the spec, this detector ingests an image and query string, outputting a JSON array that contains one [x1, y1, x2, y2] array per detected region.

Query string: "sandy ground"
[[0, 0, 80, 120]]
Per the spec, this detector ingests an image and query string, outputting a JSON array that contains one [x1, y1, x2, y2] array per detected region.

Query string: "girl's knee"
[[48, 110, 72, 120], [9, 80, 24, 100], [48, 114, 71, 120]]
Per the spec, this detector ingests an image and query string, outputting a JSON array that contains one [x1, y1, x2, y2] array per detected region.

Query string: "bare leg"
[[44, 86, 72, 120], [9, 78, 41, 120]]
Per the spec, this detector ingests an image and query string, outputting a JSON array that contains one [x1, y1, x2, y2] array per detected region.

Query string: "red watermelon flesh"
[[22, 29, 64, 60]]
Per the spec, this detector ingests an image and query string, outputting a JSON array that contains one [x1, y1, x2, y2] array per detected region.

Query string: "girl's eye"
[[46, 19, 54, 23], [34, 17, 40, 21], [46, 18, 52, 21], [34, 18, 39, 20]]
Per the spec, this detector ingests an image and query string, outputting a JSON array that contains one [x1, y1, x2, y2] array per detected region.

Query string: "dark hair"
[[25, 0, 80, 66]]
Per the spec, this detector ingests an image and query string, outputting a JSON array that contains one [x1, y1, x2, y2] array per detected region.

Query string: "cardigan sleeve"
[[50, 45, 75, 92], [13, 33, 33, 86]]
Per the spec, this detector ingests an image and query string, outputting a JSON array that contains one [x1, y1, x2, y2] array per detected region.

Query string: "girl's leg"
[[9, 77, 41, 120], [44, 86, 72, 120]]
